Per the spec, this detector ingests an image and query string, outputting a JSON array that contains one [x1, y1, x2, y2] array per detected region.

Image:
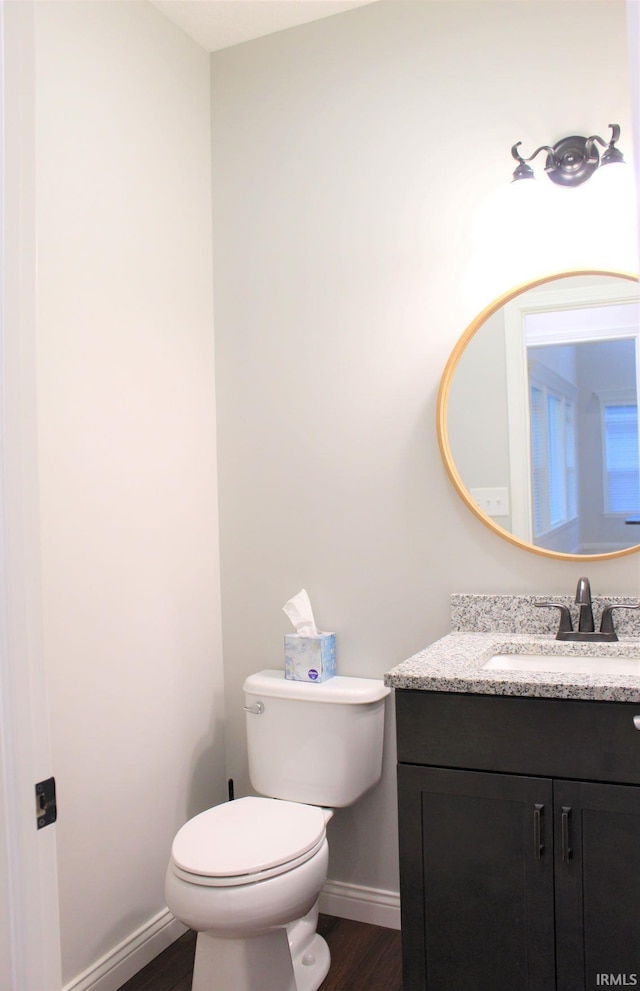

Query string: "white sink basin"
[[482, 653, 640, 676]]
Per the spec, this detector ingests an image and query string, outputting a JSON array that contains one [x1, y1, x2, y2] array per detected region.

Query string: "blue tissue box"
[[284, 632, 336, 683]]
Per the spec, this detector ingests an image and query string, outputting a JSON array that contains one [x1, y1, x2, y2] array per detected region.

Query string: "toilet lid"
[[171, 796, 327, 880]]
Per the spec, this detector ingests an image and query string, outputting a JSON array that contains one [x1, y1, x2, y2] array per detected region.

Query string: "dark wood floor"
[[317, 915, 402, 991], [117, 915, 402, 991]]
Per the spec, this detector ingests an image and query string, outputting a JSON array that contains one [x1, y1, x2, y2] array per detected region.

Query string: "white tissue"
[[283, 588, 318, 637]]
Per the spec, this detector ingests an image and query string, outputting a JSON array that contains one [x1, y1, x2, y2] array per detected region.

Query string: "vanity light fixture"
[[511, 124, 625, 187]]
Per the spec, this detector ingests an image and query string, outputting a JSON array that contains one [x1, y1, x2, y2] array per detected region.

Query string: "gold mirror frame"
[[437, 269, 640, 561]]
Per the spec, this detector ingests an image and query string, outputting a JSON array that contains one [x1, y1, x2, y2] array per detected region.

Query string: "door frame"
[[0, 2, 61, 987]]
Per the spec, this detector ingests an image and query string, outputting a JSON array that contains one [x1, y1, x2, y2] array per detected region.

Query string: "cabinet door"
[[398, 764, 555, 991], [554, 780, 640, 991]]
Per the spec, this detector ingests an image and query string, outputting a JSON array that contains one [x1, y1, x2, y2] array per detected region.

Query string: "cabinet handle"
[[633, 715, 640, 730], [533, 804, 544, 859], [534, 803, 545, 858], [561, 806, 573, 862]]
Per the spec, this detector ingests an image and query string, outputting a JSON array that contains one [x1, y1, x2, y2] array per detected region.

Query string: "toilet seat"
[[171, 837, 326, 888], [171, 797, 328, 888]]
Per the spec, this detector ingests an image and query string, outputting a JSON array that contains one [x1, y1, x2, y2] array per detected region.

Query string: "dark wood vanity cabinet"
[[396, 690, 640, 991]]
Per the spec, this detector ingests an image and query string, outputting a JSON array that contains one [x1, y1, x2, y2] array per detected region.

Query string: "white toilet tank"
[[243, 669, 390, 808]]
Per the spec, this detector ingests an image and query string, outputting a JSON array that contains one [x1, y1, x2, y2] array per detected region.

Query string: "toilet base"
[[191, 903, 330, 991], [192, 928, 296, 991], [291, 932, 330, 991], [288, 904, 331, 991]]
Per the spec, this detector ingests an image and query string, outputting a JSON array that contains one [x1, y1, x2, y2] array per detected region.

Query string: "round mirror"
[[437, 270, 640, 560]]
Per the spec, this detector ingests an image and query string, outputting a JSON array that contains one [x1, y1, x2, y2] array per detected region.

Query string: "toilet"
[[165, 668, 390, 991]]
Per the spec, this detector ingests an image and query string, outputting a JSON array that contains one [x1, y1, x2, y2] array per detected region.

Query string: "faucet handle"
[[599, 602, 640, 639], [534, 601, 573, 637]]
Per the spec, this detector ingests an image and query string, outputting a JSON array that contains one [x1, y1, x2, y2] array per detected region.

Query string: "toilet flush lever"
[[243, 701, 264, 715]]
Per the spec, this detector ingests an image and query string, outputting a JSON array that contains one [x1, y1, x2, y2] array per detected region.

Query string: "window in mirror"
[[602, 398, 640, 514]]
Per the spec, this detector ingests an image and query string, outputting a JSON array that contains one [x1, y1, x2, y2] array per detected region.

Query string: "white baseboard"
[[319, 879, 401, 931], [63, 908, 187, 991]]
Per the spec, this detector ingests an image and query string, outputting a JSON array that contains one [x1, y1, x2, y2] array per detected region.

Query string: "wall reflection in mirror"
[[441, 272, 640, 559]]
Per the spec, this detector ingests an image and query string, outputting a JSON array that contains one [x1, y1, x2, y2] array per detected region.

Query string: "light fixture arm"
[[585, 124, 617, 158], [511, 141, 555, 181], [511, 141, 554, 165], [585, 124, 624, 166]]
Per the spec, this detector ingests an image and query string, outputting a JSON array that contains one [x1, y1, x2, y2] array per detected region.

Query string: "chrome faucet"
[[575, 576, 595, 633]]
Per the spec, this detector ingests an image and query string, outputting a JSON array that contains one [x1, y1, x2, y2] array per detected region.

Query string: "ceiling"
[[148, 0, 377, 52]]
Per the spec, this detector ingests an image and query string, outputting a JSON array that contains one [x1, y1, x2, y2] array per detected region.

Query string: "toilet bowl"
[[166, 797, 332, 991], [165, 670, 390, 991]]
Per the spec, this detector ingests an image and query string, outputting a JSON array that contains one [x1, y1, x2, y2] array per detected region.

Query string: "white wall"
[[34, 2, 225, 986], [211, 0, 639, 919]]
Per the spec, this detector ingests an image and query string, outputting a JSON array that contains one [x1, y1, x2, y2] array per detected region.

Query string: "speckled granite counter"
[[384, 593, 640, 702]]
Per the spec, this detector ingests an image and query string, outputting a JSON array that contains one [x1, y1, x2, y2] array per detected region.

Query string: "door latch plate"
[[35, 777, 57, 829]]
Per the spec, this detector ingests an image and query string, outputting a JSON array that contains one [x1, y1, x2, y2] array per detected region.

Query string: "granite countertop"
[[383, 594, 640, 703]]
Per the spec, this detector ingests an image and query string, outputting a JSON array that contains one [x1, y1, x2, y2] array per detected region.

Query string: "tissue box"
[[285, 632, 336, 683]]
